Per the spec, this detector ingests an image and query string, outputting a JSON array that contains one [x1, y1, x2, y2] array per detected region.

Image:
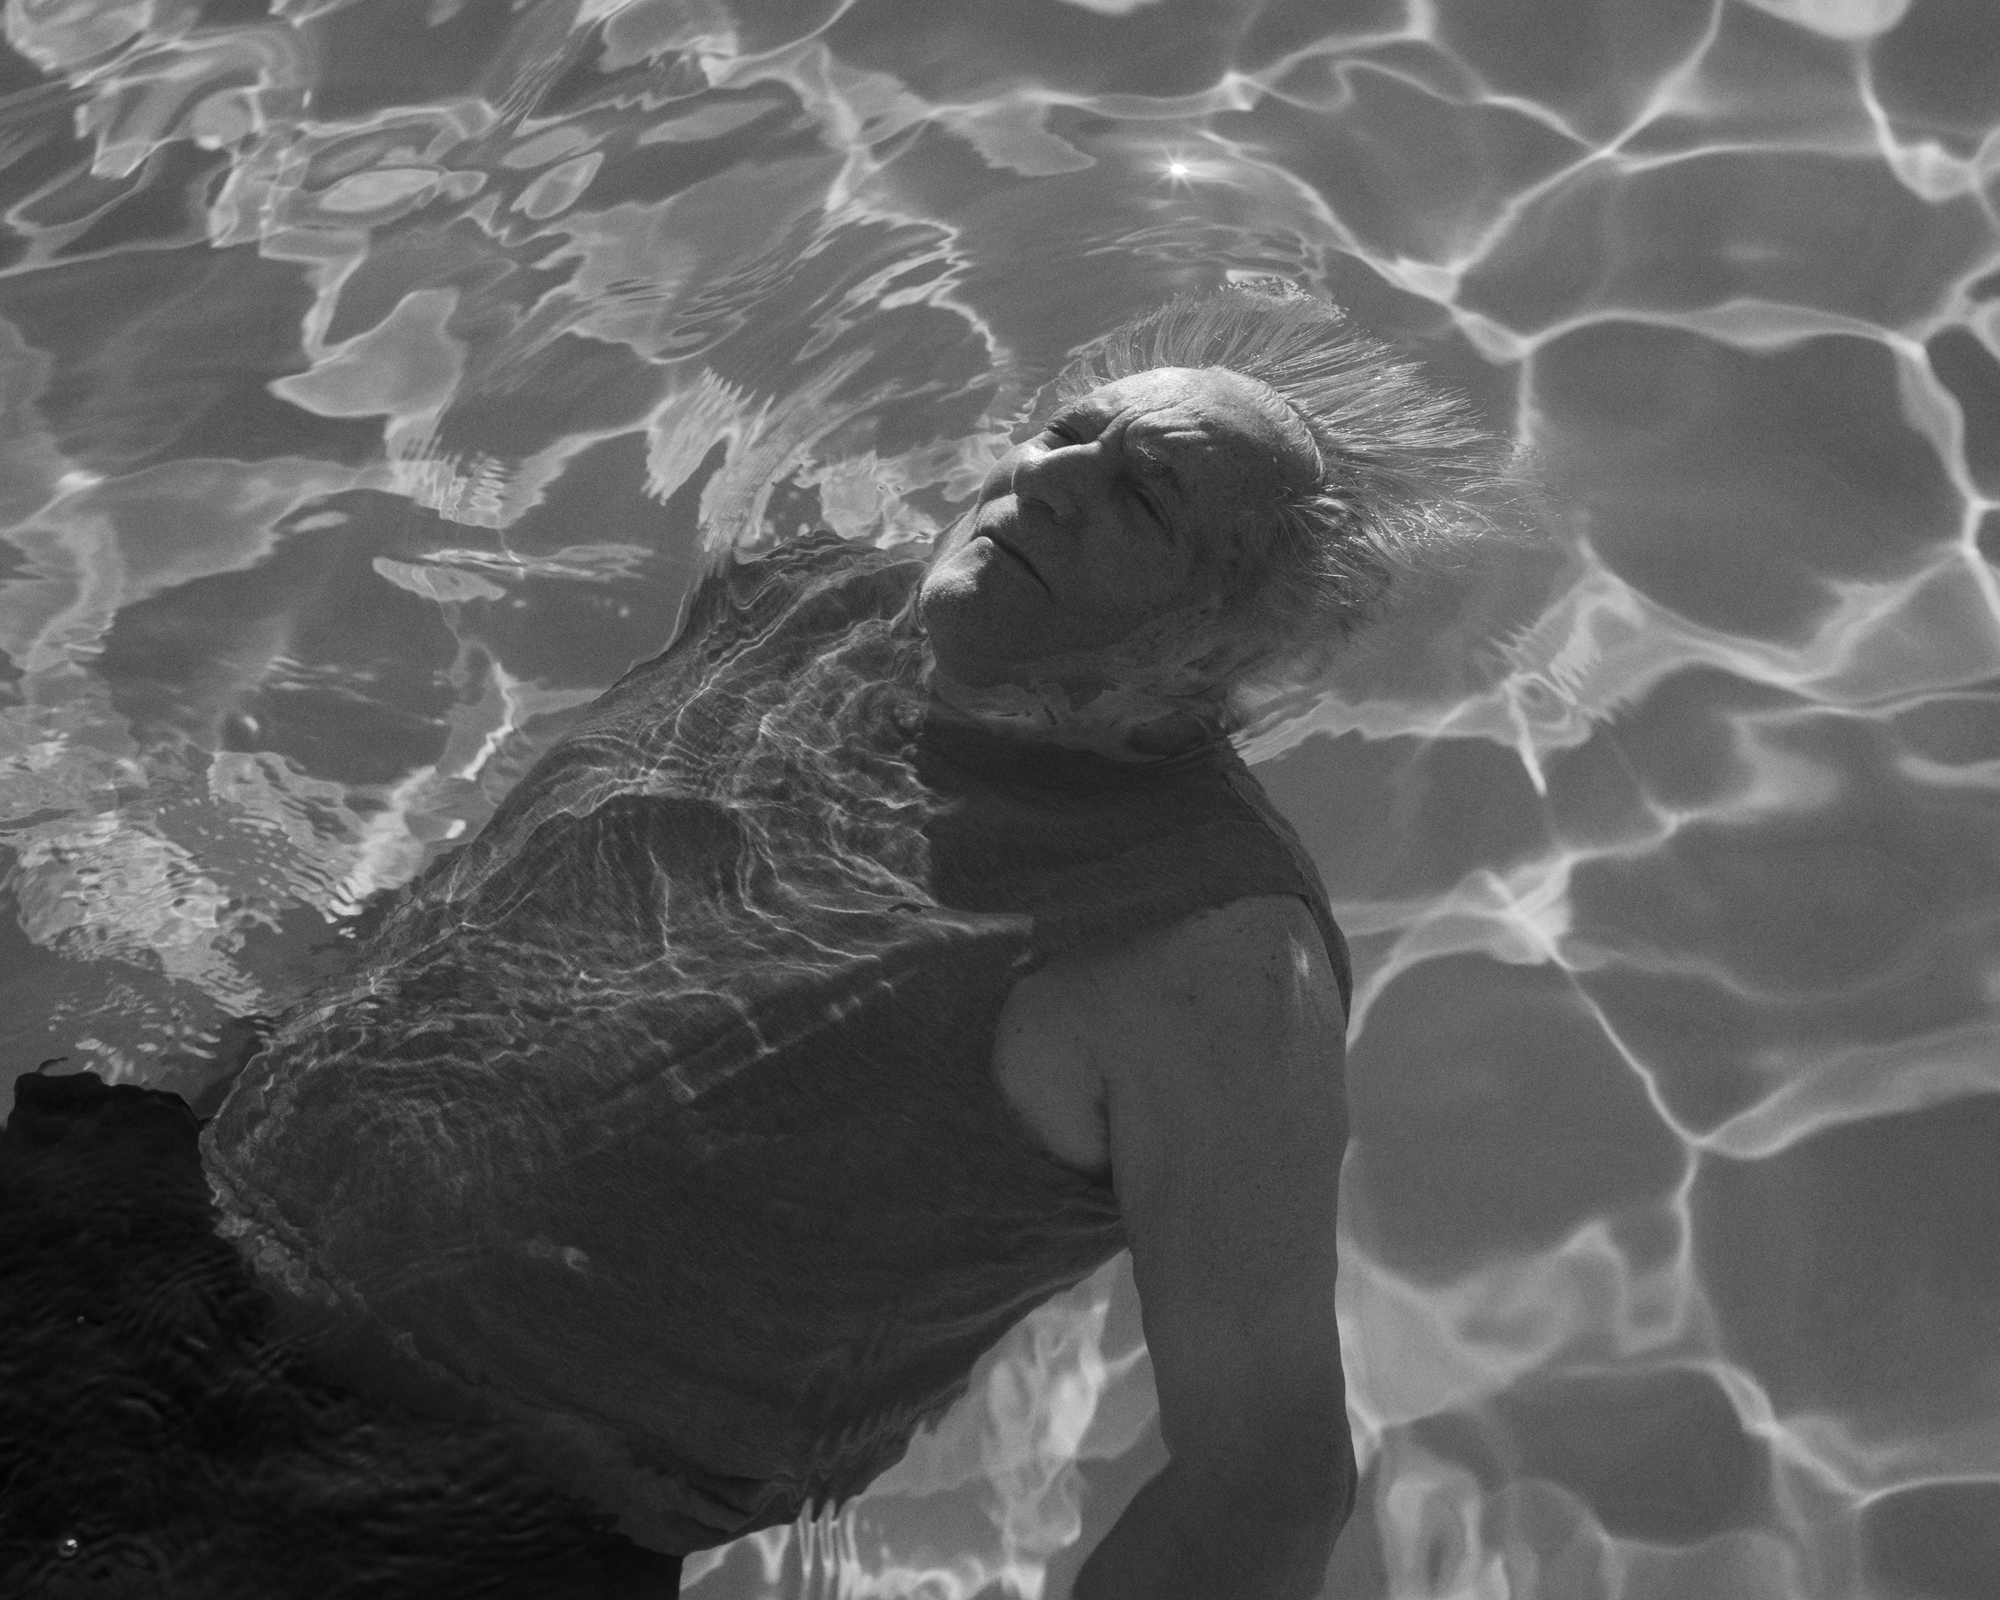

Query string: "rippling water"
[[2, 1, 1997, 1596]]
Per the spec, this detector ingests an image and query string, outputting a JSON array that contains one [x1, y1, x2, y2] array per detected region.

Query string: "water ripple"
[[2, 0, 1997, 1595]]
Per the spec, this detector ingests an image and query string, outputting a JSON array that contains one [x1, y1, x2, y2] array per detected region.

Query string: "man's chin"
[[917, 542, 1017, 631]]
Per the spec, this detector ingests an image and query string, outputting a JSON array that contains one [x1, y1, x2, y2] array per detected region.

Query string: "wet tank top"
[[199, 532, 1350, 1553]]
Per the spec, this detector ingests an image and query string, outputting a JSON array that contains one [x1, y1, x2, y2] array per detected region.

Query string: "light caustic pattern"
[[0, 0, 1996, 1595]]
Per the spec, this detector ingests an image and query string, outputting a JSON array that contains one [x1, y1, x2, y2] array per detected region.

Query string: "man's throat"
[[921, 659, 1220, 764]]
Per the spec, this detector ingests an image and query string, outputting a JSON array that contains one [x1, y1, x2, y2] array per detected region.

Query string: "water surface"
[[2, 1, 1997, 1596]]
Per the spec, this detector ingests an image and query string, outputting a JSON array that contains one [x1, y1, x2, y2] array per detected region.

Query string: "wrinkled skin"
[[917, 366, 1318, 700]]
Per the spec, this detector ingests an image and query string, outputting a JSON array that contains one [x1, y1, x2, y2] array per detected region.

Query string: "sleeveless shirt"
[[199, 532, 1350, 1554]]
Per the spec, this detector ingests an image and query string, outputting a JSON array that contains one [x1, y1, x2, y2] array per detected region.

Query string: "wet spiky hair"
[[1052, 280, 1526, 708]]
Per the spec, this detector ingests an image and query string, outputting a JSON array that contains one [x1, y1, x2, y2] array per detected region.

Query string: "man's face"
[[917, 366, 1319, 689]]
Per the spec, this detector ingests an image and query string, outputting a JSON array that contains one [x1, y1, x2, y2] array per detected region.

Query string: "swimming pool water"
[[2, 1, 1997, 1596]]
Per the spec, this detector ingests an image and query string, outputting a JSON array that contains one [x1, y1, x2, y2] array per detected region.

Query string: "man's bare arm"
[[1070, 894, 1354, 1600]]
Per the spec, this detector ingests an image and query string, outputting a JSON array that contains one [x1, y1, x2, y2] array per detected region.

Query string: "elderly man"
[[125, 282, 1499, 1598]]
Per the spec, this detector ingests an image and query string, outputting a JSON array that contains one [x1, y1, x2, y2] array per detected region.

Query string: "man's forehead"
[[1080, 367, 1318, 492]]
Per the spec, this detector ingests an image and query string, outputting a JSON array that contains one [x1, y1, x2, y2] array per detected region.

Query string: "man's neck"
[[921, 662, 1223, 764]]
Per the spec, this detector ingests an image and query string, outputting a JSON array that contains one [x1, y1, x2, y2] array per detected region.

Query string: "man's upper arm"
[[1096, 894, 1352, 1506]]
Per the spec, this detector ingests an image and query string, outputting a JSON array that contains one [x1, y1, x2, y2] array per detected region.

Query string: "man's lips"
[[979, 532, 1050, 594]]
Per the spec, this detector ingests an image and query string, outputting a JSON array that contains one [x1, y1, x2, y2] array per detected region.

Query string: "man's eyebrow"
[[1051, 401, 1187, 507]]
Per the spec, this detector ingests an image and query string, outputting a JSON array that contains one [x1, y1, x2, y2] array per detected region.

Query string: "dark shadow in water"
[[0, 1067, 688, 1599]]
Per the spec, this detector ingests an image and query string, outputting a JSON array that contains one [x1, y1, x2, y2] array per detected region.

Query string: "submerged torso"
[[199, 533, 1348, 1553]]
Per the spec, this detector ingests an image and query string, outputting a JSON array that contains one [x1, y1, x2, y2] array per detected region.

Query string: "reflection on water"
[[1, 0, 1996, 1595]]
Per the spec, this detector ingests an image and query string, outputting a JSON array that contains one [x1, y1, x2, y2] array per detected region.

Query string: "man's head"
[[918, 364, 1318, 681], [917, 282, 1517, 751]]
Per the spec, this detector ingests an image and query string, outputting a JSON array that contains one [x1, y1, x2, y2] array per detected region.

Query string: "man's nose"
[[1008, 444, 1096, 524]]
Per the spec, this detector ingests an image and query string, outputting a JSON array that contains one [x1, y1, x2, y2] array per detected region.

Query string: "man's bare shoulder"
[[993, 895, 1344, 1176], [1003, 894, 1344, 1093], [1071, 894, 1344, 1051]]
